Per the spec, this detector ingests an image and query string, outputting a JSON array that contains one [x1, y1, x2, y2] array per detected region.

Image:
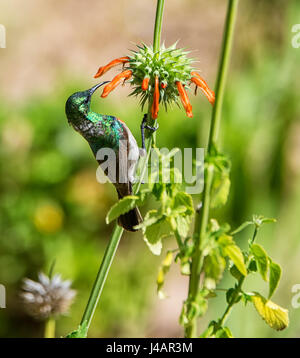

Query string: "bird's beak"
[[89, 81, 110, 96]]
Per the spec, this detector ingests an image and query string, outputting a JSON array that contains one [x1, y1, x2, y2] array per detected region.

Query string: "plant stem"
[[44, 317, 55, 338], [79, 0, 165, 336], [208, 0, 239, 152], [153, 0, 165, 53], [174, 228, 184, 251], [185, 0, 239, 338], [80, 224, 123, 330], [217, 226, 257, 328], [218, 276, 244, 328]]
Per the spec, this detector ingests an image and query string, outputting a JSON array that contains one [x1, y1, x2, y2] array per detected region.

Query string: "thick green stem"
[[208, 0, 239, 152], [80, 0, 165, 336], [153, 0, 165, 53], [185, 0, 239, 338], [80, 225, 123, 330], [44, 317, 55, 338]]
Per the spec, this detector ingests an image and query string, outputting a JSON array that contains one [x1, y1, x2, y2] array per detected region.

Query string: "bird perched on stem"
[[65, 82, 144, 231]]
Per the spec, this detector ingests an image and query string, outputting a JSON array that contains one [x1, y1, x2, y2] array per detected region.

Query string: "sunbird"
[[65, 82, 146, 232]]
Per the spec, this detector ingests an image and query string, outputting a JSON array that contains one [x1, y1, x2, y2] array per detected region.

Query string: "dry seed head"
[[20, 272, 76, 320]]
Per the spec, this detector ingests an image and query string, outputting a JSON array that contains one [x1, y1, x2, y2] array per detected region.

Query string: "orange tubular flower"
[[142, 77, 150, 91], [191, 72, 215, 105], [151, 76, 160, 119], [161, 82, 167, 89], [176, 81, 193, 118], [94, 57, 130, 78], [101, 70, 132, 98]]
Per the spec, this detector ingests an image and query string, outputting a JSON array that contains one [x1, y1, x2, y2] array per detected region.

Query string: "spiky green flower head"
[[128, 42, 195, 110], [94, 44, 215, 118]]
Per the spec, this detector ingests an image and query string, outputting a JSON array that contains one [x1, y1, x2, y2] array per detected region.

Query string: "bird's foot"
[[139, 148, 147, 157], [140, 114, 159, 150]]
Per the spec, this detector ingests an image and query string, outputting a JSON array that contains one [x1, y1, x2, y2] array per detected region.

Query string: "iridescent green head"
[[65, 81, 109, 119]]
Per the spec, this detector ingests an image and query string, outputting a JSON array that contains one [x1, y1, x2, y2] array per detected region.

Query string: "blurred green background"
[[0, 0, 300, 337]]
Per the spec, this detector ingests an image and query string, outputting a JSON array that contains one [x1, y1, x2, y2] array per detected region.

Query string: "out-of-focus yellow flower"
[[34, 203, 64, 234], [68, 169, 109, 209]]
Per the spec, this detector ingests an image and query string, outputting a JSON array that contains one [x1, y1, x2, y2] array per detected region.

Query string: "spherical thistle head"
[[128, 42, 195, 110], [20, 272, 77, 320]]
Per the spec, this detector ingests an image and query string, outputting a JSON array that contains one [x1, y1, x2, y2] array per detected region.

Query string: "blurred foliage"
[[0, 0, 300, 338]]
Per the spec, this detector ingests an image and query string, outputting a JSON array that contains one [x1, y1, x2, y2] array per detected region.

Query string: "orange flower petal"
[[142, 77, 150, 91], [151, 76, 159, 119], [101, 70, 132, 98], [161, 82, 167, 89], [191, 72, 215, 105], [94, 57, 130, 78], [176, 81, 193, 118]]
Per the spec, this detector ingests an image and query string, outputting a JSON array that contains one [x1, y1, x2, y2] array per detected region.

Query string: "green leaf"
[[248, 259, 257, 272], [180, 261, 191, 275], [188, 293, 208, 321], [215, 327, 234, 338], [142, 211, 164, 255], [175, 215, 190, 238], [106, 196, 139, 224], [219, 235, 247, 276], [134, 210, 162, 230], [204, 249, 226, 283], [152, 182, 165, 201], [144, 226, 163, 255], [252, 215, 276, 228], [210, 174, 231, 209], [226, 288, 241, 305], [251, 244, 269, 281], [268, 259, 282, 299], [66, 321, 88, 338], [136, 189, 151, 206], [173, 192, 194, 217], [231, 221, 253, 235], [230, 264, 243, 281], [251, 294, 289, 331]]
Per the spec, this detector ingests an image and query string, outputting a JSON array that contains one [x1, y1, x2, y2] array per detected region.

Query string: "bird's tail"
[[116, 183, 143, 232], [118, 207, 143, 232]]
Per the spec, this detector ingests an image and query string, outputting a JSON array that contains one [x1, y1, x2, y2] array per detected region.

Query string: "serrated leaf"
[[142, 211, 164, 255], [268, 259, 282, 299], [173, 192, 194, 217], [144, 225, 162, 255], [219, 235, 247, 276], [251, 294, 289, 331], [135, 210, 162, 230], [251, 244, 269, 281], [106, 196, 139, 224]]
